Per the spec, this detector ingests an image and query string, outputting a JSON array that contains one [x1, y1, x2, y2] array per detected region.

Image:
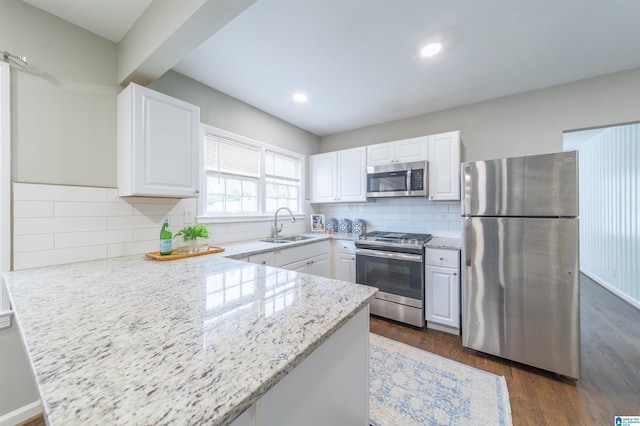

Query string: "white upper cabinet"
[[428, 130, 460, 201], [118, 83, 201, 198], [366, 136, 428, 166], [310, 147, 366, 203]]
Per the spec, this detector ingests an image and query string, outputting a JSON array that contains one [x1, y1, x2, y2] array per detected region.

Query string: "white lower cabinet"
[[231, 307, 370, 426], [332, 240, 356, 282], [247, 251, 277, 267], [280, 241, 331, 278], [425, 248, 461, 334]]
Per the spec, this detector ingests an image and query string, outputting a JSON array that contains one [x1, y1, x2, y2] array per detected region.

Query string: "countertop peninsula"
[[4, 253, 377, 425]]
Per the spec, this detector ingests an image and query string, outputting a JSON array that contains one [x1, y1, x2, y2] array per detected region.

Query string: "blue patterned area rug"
[[369, 333, 512, 426]]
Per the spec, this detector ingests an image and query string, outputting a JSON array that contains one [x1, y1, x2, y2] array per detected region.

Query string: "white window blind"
[[201, 125, 304, 217], [205, 134, 260, 177], [265, 150, 301, 213]]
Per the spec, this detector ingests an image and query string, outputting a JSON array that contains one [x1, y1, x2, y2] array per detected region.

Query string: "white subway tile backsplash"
[[55, 231, 112, 249], [133, 202, 179, 217], [54, 202, 133, 217], [14, 183, 108, 202], [133, 227, 162, 242], [14, 234, 54, 253], [14, 218, 56, 235], [11, 183, 460, 270], [12, 184, 199, 269], [107, 215, 161, 230], [108, 240, 158, 258], [14, 246, 107, 270], [107, 229, 135, 244], [319, 197, 462, 234], [54, 217, 108, 233], [14, 201, 54, 218]]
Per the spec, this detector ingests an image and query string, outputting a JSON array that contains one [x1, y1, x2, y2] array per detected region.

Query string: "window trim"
[[199, 124, 305, 221]]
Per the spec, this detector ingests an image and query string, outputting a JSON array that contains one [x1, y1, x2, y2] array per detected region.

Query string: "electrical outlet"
[[184, 209, 195, 224]]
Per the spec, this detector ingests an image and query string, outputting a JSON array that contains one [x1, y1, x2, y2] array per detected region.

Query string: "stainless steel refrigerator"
[[461, 150, 580, 379]]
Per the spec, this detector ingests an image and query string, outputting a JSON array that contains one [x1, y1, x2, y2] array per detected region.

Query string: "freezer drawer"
[[462, 216, 580, 379]]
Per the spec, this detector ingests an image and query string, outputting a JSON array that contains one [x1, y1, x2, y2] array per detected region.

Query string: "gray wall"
[[149, 71, 320, 156], [1, 0, 119, 188], [320, 67, 640, 161]]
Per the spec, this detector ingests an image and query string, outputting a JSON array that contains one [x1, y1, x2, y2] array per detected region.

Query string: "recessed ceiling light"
[[420, 42, 442, 58], [293, 93, 308, 103]]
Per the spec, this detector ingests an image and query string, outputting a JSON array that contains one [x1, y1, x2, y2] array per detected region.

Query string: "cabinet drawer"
[[248, 251, 276, 266], [425, 248, 460, 268], [333, 239, 355, 255], [280, 240, 330, 265]]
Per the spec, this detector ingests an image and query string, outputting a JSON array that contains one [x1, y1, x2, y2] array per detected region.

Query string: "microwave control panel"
[[411, 169, 424, 190]]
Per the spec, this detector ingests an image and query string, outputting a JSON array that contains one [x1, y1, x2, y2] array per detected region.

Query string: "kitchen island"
[[4, 254, 377, 425]]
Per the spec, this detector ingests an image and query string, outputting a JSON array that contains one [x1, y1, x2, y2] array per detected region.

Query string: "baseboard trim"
[[0, 401, 42, 426], [581, 269, 640, 311]]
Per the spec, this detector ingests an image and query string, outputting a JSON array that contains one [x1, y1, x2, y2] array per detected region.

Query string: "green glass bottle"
[[160, 218, 172, 255]]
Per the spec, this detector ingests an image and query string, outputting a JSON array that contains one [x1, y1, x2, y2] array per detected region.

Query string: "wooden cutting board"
[[145, 246, 225, 261]]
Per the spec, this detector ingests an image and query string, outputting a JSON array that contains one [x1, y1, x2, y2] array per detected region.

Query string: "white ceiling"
[[21, 0, 640, 136]]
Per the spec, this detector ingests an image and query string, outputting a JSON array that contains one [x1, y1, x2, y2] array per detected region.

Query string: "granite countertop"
[[220, 232, 357, 259], [4, 254, 377, 425], [426, 237, 462, 250]]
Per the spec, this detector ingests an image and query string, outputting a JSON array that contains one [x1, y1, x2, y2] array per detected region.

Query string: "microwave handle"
[[406, 167, 411, 191]]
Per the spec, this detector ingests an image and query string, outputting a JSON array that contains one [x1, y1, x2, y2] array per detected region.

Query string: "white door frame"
[[1, 61, 11, 326]]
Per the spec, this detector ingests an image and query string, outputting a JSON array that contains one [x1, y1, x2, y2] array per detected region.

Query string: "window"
[[202, 125, 303, 217], [265, 150, 300, 213]]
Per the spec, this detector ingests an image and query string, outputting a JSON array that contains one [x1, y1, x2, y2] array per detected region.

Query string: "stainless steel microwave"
[[366, 161, 428, 198]]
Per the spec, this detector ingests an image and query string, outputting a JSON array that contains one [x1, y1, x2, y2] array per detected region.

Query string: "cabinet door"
[[425, 265, 460, 328], [336, 147, 366, 202], [309, 254, 331, 278], [118, 83, 200, 198], [395, 136, 428, 163], [334, 253, 356, 282], [366, 142, 395, 166], [280, 258, 309, 273], [428, 130, 460, 201], [310, 152, 337, 203]]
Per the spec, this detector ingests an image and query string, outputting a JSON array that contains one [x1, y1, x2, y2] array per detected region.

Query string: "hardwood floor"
[[370, 274, 640, 425]]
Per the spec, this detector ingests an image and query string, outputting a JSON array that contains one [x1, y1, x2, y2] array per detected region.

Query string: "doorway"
[[563, 122, 640, 309]]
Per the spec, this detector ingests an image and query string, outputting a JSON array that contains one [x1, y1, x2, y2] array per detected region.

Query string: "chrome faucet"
[[272, 207, 296, 237]]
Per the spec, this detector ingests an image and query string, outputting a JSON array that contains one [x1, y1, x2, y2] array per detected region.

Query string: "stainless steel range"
[[355, 231, 432, 327]]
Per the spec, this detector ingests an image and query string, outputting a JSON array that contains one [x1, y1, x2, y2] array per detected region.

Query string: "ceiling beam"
[[117, 0, 256, 87]]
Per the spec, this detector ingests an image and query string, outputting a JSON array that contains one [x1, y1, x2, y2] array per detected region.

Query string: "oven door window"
[[356, 253, 422, 300]]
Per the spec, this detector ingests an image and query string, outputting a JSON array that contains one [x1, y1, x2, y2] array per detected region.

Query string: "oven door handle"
[[355, 248, 423, 263]]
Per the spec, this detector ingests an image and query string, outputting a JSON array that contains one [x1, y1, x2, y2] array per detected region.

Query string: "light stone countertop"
[[426, 236, 463, 250], [4, 253, 377, 425], [218, 232, 347, 259]]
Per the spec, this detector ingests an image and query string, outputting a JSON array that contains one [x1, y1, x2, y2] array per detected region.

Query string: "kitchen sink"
[[259, 235, 314, 243], [259, 237, 290, 243]]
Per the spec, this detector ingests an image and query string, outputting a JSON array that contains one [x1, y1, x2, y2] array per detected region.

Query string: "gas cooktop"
[[355, 231, 432, 252], [360, 231, 432, 244]]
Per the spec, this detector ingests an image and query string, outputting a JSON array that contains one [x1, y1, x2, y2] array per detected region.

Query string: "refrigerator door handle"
[[464, 218, 472, 267], [462, 164, 472, 216]]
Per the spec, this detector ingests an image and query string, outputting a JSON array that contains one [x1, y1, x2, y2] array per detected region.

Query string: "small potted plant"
[[174, 224, 210, 253]]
